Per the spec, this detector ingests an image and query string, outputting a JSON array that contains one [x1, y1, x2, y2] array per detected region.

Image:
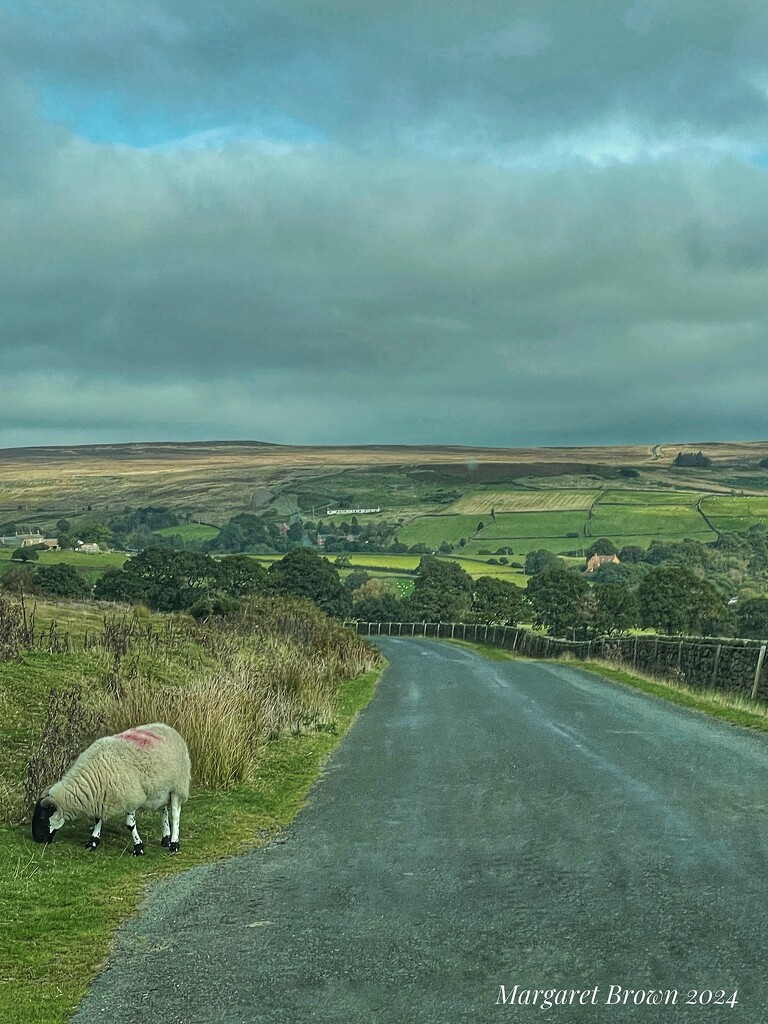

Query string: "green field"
[[0, 548, 127, 584], [446, 489, 597, 514], [700, 495, 768, 533], [395, 515, 488, 547], [477, 511, 589, 540], [155, 523, 220, 541], [461, 536, 582, 556], [587, 506, 712, 538], [288, 471, 454, 515], [596, 489, 703, 506]]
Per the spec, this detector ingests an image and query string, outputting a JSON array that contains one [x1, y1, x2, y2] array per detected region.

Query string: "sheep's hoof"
[[85, 838, 100, 851], [132, 843, 145, 857], [161, 836, 171, 848], [169, 841, 180, 854]]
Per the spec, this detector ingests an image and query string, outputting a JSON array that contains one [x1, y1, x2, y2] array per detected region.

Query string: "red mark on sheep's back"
[[116, 728, 162, 748]]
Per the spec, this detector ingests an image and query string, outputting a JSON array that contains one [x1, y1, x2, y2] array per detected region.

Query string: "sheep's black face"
[[31, 798, 60, 844]]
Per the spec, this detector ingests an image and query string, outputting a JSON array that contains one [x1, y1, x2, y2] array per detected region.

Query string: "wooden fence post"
[[633, 636, 638, 667], [751, 645, 767, 701], [677, 640, 684, 670]]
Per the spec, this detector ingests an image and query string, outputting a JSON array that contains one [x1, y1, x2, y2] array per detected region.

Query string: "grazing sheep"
[[31, 723, 191, 855]]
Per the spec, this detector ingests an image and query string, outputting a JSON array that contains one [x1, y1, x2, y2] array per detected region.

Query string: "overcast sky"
[[2, 1, 768, 449]]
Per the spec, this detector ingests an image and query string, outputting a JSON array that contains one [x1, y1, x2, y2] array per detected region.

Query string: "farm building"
[[585, 553, 620, 573], [74, 542, 101, 554], [327, 508, 382, 515], [0, 533, 49, 547]]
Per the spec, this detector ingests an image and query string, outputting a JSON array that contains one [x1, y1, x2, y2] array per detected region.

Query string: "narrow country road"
[[73, 640, 768, 1023]]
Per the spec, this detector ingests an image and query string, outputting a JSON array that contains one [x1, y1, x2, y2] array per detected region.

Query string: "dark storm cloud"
[[2, 1, 768, 445]]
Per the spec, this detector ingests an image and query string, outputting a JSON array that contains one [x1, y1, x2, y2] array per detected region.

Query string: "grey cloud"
[[6, 1, 768, 149], [3, 2, 768, 447]]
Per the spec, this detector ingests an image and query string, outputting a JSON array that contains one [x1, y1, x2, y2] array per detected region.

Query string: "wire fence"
[[347, 621, 768, 703]]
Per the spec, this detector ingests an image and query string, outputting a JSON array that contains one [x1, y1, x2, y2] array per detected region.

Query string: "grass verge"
[[0, 599, 384, 1024], [444, 637, 768, 732]]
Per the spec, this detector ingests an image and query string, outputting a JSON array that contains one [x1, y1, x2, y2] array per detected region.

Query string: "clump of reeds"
[[95, 598, 381, 790]]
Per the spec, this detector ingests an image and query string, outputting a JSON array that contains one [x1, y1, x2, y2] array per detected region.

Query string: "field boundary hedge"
[[349, 621, 768, 702]]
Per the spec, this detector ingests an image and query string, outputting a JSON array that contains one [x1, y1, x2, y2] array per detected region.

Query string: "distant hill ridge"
[[1, 439, 768, 466]]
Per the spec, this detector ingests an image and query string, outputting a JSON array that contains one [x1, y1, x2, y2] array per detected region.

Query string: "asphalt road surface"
[[73, 639, 768, 1023]]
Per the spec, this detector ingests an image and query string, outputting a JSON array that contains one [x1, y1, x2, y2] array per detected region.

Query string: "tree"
[[286, 521, 304, 542], [93, 566, 151, 605], [268, 549, 351, 618], [1, 565, 39, 595], [618, 545, 645, 564], [94, 548, 220, 611], [405, 556, 473, 621], [585, 538, 618, 558], [736, 597, 768, 640], [524, 549, 563, 575], [591, 561, 650, 588], [588, 584, 640, 636], [215, 555, 268, 596], [526, 567, 589, 637], [345, 569, 371, 593], [35, 564, 91, 599], [471, 577, 525, 625], [11, 547, 38, 562], [637, 567, 732, 636], [79, 522, 112, 545], [353, 592, 403, 622], [674, 451, 712, 468]]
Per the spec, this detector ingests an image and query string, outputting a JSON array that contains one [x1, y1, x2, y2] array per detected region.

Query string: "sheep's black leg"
[[160, 805, 171, 847], [168, 792, 182, 853], [126, 811, 144, 856], [85, 819, 102, 851]]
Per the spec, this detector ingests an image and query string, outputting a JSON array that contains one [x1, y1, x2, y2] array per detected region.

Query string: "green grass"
[[700, 495, 768, 533], [445, 489, 597, 514], [0, 549, 128, 587], [477, 510, 589, 539], [461, 537, 583, 556], [587, 503, 712, 539], [288, 470, 452, 514], [395, 515, 488, 547], [596, 489, 704, 506], [396, 510, 590, 550], [154, 523, 220, 541]]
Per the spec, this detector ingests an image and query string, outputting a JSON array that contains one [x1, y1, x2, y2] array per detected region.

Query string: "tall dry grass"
[[17, 595, 381, 805]]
